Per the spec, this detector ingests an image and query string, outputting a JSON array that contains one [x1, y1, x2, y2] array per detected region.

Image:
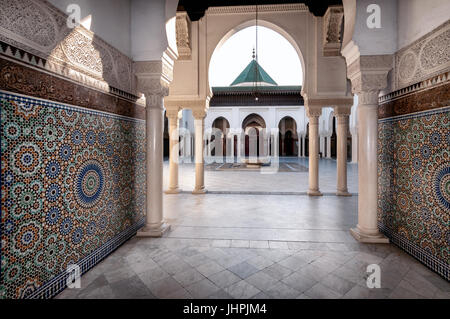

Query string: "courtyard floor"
[[56, 159, 449, 299]]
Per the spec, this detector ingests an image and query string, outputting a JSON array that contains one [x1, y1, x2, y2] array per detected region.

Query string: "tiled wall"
[[378, 95, 449, 280], [0, 91, 146, 298]]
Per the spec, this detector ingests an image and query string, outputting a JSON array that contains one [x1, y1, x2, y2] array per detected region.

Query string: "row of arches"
[[205, 113, 353, 159]]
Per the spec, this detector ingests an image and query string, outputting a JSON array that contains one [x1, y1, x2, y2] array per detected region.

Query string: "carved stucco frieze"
[[0, 0, 133, 94], [323, 6, 344, 57], [176, 12, 191, 60], [395, 20, 450, 90]]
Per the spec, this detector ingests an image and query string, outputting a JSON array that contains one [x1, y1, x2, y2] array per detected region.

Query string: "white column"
[[326, 136, 332, 158], [137, 93, 170, 237], [319, 136, 325, 158], [350, 92, 388, 243], [165, 109, 181, 194], [335, 110, 351, 196], [193, 110, 207, 194], [307, 108, 322, 196], [351, 131, 358, 163], [302, 135, 306, 157]]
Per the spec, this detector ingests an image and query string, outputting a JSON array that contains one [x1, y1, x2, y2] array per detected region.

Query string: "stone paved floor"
[[164, 157, 359, 194], [56, 192, 450, 299]]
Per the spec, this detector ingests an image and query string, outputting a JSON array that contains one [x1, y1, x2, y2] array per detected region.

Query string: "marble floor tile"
[[225, 280, 260, 299], [245, 271, 279, 292], [185, 279, 221, 298], [208, 270, 242, 289], [228, 262, 260, 279]]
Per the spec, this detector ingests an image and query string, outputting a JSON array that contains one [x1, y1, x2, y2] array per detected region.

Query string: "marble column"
[[165, 109, 181, 194], [307, 108, 322, 196], [350, 92, 388, 243], [351, 131, 358, 163], [137, 93, 170, 237], [302, 135, 306, 157], [320, 136, 325, 158], [326, 136, 332, 158], [193, 110, 207, 194], [335, 107, 351, 196], [341, 49, 392, 243]]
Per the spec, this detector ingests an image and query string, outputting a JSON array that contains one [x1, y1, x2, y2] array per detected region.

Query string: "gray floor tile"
[[208, 270, 241, 289], [145, 276, 185, 298], [265, 282, 300, 299], [225, 280, 260, 299], [282, 272, 317, 293], [245, 271, 279, 292], [304, 283, 342, 299], [228, 262, 260, 279], [185, 279, 221, 298], [173, 268, 205, 287]]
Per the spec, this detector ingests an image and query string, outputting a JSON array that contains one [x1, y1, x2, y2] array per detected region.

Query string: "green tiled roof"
[[230, 60, 277, 86], [212, 85, 301, 94]]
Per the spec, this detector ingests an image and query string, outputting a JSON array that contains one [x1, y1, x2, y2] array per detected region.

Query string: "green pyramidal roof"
[[230, 60, 277, 86]]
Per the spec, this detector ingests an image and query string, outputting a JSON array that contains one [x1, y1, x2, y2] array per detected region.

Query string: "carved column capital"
[[165, 107, 182, 120], [346, 55, 393, 95], [358, 91, 380, 105], [192, 109, 207, 120], [134, 60, 173, 109], [334, 105, 351, 117]]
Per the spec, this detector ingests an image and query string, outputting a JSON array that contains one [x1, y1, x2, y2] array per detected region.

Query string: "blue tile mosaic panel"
[[1, 91, 146, 298], [378, 107, 450, 280]]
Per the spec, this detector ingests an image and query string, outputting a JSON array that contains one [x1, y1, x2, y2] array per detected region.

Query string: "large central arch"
[[207, 18, 307, 96]]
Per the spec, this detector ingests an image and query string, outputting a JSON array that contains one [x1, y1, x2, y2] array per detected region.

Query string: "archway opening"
[[242, 114, 266, 158], [211, 117, 230, 157], [209, 25, 303, 88], [278, 116, 298, 157]]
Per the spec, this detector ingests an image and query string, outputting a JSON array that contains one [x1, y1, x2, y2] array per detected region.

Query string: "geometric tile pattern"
[[378, 106, 450, 280], [0, 91, 146, 298]]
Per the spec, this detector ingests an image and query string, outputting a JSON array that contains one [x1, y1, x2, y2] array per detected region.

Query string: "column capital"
[[134, 60, 172, 109], [346, 55, 393, 95], [305, 105, 322, 118], [165, 107, 182, 120], [334, 105, 351, 117]]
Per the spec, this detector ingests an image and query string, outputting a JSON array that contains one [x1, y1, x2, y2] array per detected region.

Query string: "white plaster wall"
[[48, 0, 131, 56], [202, 105, 333, 138], [397, 0, 450, 49], [131, 0, 168, 61], [353, 0, 398, 55]]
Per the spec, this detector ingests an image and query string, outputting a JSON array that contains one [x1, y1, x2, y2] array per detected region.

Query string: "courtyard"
[[56, 159, 449, 299]]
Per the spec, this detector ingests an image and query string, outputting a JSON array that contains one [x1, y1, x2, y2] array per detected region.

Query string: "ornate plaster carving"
[[323, 5, 344, 57], [0, 0, 133, 94], [346, 55, 393, 94], [395, 20, 450, 90], [0, 58, 144, 119], [334, 105, 352, 116], [176, 12, 191, 60], [134, 60, 174, 109]]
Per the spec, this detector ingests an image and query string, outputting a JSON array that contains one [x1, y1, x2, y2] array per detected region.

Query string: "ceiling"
[[177, 0, 343, 21]]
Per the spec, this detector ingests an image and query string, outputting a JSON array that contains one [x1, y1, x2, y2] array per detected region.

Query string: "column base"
[[192, 187, 207, 195], [137, 223, 171, 238], [336, 190, 352, 197], [350, 227, 389, 243], [165, 188, 180, 194], [307, 189, 323, 196]]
